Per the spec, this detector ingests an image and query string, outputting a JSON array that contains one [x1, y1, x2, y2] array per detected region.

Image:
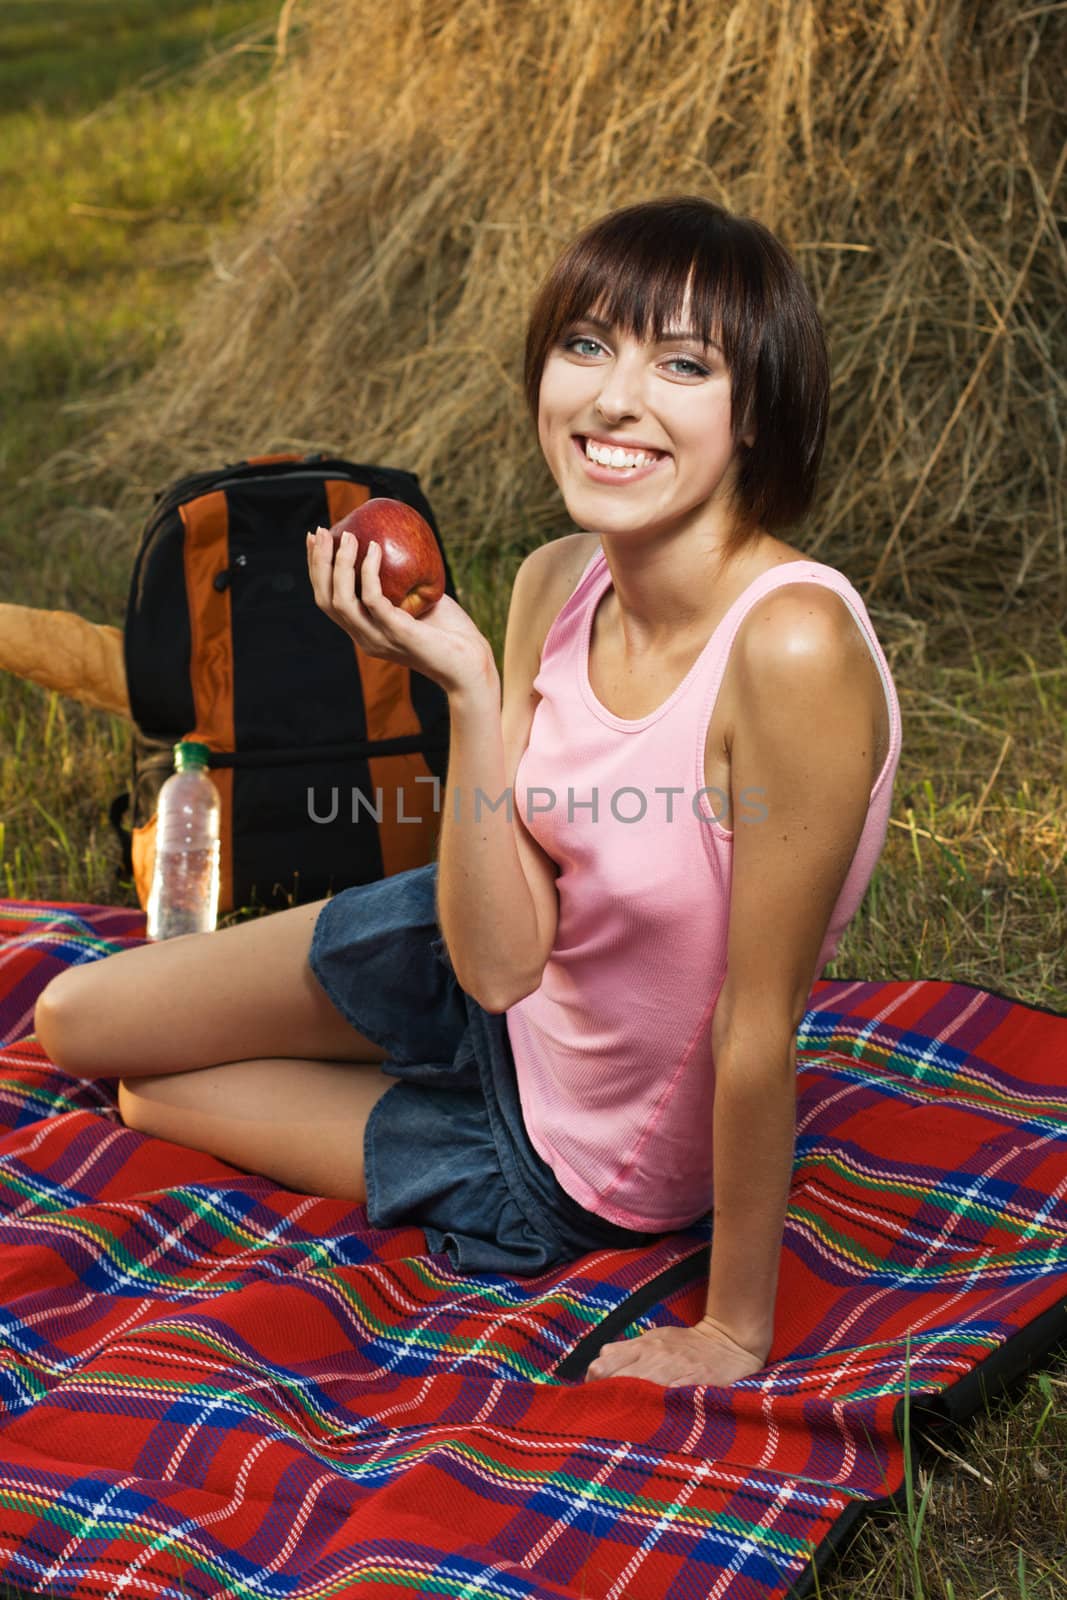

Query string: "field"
[[0, 4, 1064, 1597]]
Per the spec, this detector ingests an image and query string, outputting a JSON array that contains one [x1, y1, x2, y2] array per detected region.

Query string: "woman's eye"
[[666, 357, 710, 377], [564, 336, 603, 356]]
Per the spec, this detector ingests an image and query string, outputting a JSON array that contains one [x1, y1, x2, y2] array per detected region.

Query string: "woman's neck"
[[597, 527, 774, 655]]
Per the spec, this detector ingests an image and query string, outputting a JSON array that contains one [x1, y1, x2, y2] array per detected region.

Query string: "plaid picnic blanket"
[[0, 898, 1064, 1600]]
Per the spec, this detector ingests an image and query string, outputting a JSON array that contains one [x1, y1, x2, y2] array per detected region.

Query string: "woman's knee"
[[32, 898, 387, 1082], [117, 1075, 180, 1137], [34, 969, 96, 1075], [33, 952, 173, 1079], [116, 1076, 148, 1132]]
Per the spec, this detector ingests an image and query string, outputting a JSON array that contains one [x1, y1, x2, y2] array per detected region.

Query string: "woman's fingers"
[[339, 531, 378, 609], [306, 527, 334, 607], [306, 526, 484, 699], [334, 535, 394, 633], [308, 526, 408, 656], [355, 535, 376, 583], [307, 525, 360, 613]]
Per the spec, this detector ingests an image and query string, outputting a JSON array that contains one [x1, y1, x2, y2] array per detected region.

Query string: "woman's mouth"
[[572, 435, 668, 483]]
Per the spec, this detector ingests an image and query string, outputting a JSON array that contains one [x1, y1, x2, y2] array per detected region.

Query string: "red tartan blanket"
[[0, 898, 1064, 1600]]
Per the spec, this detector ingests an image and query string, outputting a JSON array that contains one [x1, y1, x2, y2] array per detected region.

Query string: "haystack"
[[46, 0, 1067, 646]]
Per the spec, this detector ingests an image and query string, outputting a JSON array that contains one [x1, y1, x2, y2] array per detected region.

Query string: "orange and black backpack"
[[108, 452, 454, 917]]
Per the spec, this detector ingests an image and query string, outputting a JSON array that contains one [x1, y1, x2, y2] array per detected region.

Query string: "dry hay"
[[48, 0, 1067, 634]]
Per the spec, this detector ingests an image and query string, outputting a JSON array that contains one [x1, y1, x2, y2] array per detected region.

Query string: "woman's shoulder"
[[524, 532, 602, 618], [545, 530, 602, 578], [729, 551, 893, 768], [736, 541, 869, 642], [737, 582, 876, 676]]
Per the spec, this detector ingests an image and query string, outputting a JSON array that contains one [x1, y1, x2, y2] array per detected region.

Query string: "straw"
[[34, 0, 1066, 639]]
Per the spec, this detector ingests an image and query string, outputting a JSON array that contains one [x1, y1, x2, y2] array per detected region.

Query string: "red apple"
[[328, 498, 445, 617]]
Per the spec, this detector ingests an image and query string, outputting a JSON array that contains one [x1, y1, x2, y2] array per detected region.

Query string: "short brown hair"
[[523, 195, 830, 543]]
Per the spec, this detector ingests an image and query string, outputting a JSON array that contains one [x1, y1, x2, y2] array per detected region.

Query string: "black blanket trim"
[[784, 1294, 1067, 1599], [554, 1241, 711, 1380]]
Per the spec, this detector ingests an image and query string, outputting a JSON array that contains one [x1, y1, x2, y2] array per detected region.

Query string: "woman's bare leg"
[[33, 897, 390, 1081], [33, 899, 402, 1200], [116, 1056, 394, 1202]]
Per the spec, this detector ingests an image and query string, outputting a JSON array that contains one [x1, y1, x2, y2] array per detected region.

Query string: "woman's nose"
[[594, 351, 645, 421]]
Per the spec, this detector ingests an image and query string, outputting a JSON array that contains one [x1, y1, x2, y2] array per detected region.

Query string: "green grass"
[[0, 0, 284, 892], [0, 7, 1066, 1599], [0, 0, 280, 606], [1, 0, 272, 112]]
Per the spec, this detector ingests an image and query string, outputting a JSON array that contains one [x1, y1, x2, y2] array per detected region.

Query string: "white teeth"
[[584, 438, 659, 470]]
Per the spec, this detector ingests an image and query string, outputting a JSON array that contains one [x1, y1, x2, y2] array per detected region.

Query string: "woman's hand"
[[584, 1317, 767, 1389], [306, 526, 497, 697]]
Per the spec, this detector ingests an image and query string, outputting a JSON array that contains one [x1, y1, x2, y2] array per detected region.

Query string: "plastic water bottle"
[[146, 740, 221, 939]]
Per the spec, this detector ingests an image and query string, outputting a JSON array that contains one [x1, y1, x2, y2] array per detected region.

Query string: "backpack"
[[108, 452, 454, 918]]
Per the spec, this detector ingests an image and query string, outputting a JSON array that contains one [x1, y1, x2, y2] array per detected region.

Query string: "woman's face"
[[536, 289, 753, 544]]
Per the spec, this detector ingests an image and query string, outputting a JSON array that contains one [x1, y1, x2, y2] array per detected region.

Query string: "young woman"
[[33, 196, 901, 1389]]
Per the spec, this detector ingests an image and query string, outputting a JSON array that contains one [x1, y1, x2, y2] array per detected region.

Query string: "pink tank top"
[[505, 544, 902, 1232]]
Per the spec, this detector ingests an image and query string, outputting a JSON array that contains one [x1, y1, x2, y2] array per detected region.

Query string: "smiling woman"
[[522, 196, 830, 557], [32, 193, 901, 1393], [538, 302, 742, 548]]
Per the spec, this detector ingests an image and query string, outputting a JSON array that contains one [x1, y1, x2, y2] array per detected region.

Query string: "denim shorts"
[[307, 861, 660, 1276]]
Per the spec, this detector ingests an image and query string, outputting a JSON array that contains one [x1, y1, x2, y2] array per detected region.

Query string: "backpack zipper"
[[135, 735, 448, 770], [143, 462, 418, 540], [206, 736, 448, 766]]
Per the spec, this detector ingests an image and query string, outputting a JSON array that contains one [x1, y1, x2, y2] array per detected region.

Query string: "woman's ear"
[[736, 396, 756, 451]]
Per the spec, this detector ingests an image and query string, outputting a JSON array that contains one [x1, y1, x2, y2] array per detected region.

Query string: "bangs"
[[552, 248, 738, 363]]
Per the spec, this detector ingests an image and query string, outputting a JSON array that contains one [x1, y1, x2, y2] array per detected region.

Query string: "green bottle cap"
[[174, 740, 211, 770]]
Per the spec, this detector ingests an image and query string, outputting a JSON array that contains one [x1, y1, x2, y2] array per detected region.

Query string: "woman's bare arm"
[[702, 586, 881, 1355], [307, 526, 568, 1014], [436, 542, 581, 1011], [587, 585, 882, 1387]]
